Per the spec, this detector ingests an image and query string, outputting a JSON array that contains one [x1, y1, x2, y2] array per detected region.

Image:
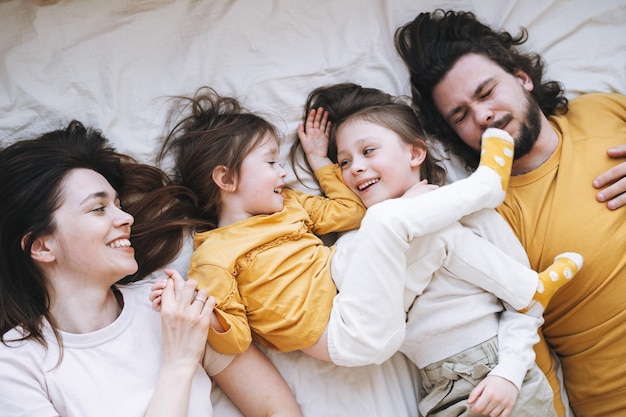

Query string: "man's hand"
[[594, 144, 626, 210]]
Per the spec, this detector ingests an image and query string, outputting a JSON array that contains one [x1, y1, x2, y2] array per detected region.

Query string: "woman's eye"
[[92, 206, 106, 212]]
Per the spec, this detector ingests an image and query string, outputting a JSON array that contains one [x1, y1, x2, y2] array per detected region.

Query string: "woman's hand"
[[146, 269, 214, 417], [159, 269, 214, 366]]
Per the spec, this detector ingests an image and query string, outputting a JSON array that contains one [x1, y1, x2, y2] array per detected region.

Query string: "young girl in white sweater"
[[295, 83, 581, 417]]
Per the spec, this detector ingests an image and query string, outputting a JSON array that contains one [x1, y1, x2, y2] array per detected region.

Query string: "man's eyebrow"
[[444, 78, 494, 121]]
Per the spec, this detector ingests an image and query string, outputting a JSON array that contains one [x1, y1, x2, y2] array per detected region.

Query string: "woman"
[[0, 120, 301, 417]]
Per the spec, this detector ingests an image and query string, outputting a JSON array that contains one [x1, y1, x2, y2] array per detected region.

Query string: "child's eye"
[[339, 159, 351, 169], [363, 147, 375, 156]]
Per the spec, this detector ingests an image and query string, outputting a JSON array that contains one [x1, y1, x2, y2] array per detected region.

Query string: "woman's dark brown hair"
[[0, 121, 124, 347]]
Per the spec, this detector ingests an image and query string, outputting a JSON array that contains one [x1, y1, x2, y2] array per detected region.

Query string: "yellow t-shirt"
[[498, 93, 626, 417], [189, 165, 365, 355]]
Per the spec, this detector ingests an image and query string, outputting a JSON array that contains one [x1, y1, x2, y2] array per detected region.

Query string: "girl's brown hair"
[[156, 86, 279, 231], [290, 83, 447, 187]]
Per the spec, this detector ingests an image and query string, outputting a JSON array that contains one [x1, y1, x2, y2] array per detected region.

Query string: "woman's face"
[[44, 168, 137, 284]]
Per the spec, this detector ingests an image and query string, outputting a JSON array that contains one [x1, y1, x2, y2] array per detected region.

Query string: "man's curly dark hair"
[[395, 9, 568, 171]]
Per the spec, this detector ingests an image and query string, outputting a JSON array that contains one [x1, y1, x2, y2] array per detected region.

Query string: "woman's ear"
[[24, 234, 56, 263], [212, 165, 237, 192], [409, 141, 428, 168]]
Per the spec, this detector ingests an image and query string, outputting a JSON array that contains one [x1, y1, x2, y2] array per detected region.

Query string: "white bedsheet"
[[1, 1, 624, 416]]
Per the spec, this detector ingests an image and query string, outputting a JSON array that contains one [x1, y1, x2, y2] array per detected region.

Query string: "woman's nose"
[[115, 206, 134, 227]]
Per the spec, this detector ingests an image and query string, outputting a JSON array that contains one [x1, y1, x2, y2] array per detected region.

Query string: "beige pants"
[[418, 337, 556, 417]]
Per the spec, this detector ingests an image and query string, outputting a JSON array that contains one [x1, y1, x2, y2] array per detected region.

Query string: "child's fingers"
[[150, 277, 167, 291], [149, 288, 163, 302], [151, 295, 162, 312], [313, 107, 324, 127], [297, 123, 307, 141], [467, 382, 482, 404], [305, 109, 317, 129], [319, 109, 328, 131]]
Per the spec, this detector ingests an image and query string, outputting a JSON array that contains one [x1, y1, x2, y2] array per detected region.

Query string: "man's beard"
[[513, 91, 542, 160]]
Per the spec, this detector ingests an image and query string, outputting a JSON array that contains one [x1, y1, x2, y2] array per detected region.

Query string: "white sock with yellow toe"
[[470, 128, 515, 208], [521, 252, 583, 314]]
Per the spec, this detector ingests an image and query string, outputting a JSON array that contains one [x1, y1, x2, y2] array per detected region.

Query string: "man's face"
[[432, 53, 542, 159]]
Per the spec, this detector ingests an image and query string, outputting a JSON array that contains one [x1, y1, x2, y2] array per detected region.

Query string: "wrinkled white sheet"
[[1, 1, 624, 416]]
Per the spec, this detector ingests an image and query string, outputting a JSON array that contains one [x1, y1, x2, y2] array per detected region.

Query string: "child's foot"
[[521, 252, 583, 313], [470, 128, 515, 208], [479, 128, 515, 190]]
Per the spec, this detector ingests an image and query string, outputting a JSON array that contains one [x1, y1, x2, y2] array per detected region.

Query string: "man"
[[395, 9, 626, 417]]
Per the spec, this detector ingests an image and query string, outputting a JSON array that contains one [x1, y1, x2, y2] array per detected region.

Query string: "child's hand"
[[402, 179, 439, 199], [467, 375, 519, 417], [150, 277, 168, 312], [297, 107, 332, 171]]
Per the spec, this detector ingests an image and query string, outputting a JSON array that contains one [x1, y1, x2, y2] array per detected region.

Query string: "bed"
[[1, 1, 624, 416]]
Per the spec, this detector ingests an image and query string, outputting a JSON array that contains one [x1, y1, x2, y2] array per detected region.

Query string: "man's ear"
[[514, 69, 534, 92], [212, 165, 237, 192], [23, 234, 56, 263], [409, 142, 428, 168]]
